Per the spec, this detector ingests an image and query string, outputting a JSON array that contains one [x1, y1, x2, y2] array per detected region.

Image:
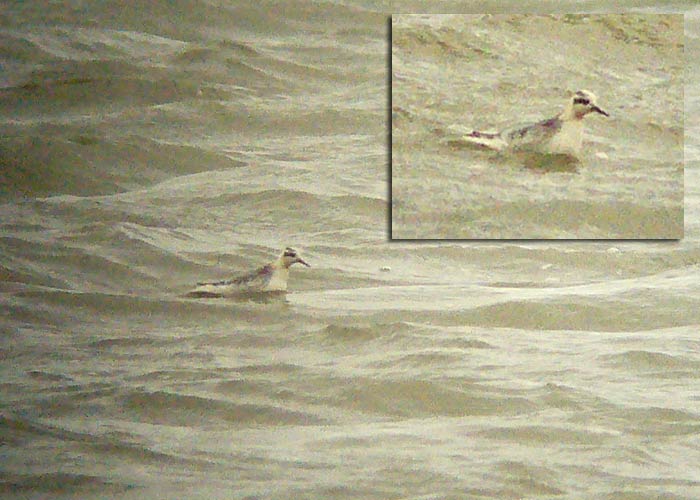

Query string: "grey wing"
[[465, 130, 501, 140], [504, 117, 562, 149], [197, 264, 273, 287], [536, 116, 562, 132], [232, 264, 274, 286]]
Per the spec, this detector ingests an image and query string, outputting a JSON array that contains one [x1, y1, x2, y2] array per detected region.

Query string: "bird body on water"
[[460, 90, 609, 156], [187, 247, 310, 298]]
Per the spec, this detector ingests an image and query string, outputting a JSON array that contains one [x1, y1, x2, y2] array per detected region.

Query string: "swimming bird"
[[187, 247, 310, 298], [459, 90, 609, 156]]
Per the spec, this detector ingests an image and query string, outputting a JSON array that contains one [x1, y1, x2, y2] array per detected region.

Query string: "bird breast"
[[263, 267, 290, 291], [547, 119, 583, 155]]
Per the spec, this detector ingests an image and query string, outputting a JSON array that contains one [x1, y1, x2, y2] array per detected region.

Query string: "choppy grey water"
[[1, 1, 700, 499]]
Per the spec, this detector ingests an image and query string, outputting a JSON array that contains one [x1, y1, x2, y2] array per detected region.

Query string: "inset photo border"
[[390, 14, 684, 240]]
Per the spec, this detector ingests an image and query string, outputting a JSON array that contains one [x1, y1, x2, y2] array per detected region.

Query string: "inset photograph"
[[391, 14, 683, 239]]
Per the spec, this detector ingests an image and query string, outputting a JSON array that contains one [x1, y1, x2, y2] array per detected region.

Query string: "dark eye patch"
[[573, 97, 590, 105]]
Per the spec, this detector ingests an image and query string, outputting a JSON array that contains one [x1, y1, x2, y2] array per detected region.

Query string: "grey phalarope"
[[461, 90, 609, 156], [187, 247, 310, 297]]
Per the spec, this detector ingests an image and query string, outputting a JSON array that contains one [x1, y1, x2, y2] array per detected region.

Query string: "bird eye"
[[574, 97, 590, 105]]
